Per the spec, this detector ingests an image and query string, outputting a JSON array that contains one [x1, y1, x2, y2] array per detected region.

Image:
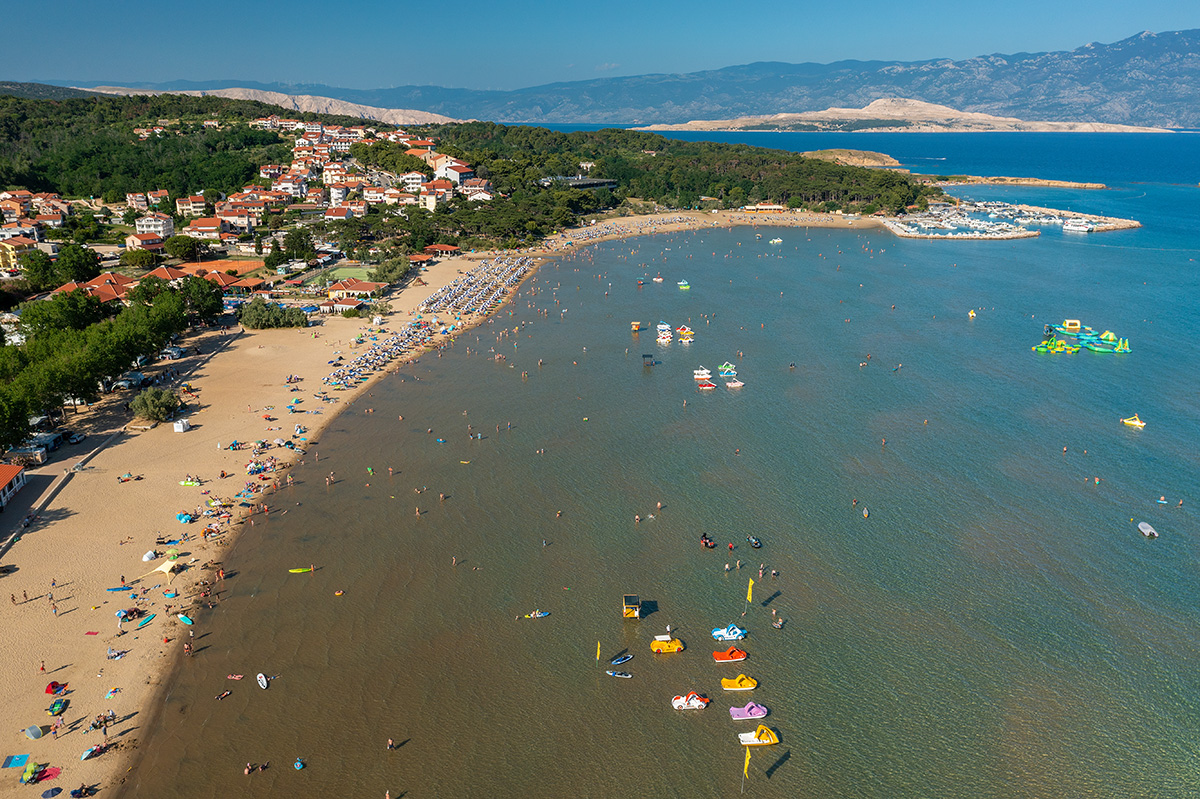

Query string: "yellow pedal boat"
[[1121, 414, 1145, 429], [721, 673, 757, 691], [738, 724, 779, 746], [650, 636, 685, 654]]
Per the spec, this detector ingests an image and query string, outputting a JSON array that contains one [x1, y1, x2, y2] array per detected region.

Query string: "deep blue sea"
[[123, 133, 1200, 799]]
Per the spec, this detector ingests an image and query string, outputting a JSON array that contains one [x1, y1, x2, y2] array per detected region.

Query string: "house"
[[142, 266, 187, 282], [437, 163, 475, 185], [383, 188, 418, 205], [125, 193, 149, 211], [231, 277, 266, 293], [182, 217, 226, 240], [202, 271, 242, 290], [136, 212, 175, 239], [272, 176, 307, 198], [324, 206, 353, 221], [35, 213, 65, 228], [0, 463, 27, 509], [345, 201, 368, 218], [0, 236, 37, 269], [0, 199, 25, 221], [406, 138, 436, 151], [216, 210, 255, 232], [52, 272, 137, 303], [327, 277, 386, 298], [362, 186, 387, 204], [424, 244, 460, 256], [328, 183, 349, 206], [176, 195, 207, 216], [259, 164, 286, 180], [0, 222, 39, 241], [125, 233, 164, 252], [318, 298, 365, 313], [147, 189, 170, 207]]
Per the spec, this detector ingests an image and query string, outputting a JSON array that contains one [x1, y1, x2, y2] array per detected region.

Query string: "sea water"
[[122, 136, 1200, 798]]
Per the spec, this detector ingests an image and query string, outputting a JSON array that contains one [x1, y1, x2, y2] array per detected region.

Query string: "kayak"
[[288, 568, 313, 573], [177, 614, 193, 625], [610, 654, 633, 666], [606, 670, 633, 679]]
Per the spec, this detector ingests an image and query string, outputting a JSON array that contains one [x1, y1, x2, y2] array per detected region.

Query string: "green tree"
[[0, 384, 30, 451], [125, 275, 171, 306], [122, 209, 139, 225], [282, 227, 314, 261], [17, 250, 56, 290], [55, 244, 101, 283], [130, 386, 180, 422], [177, 274, 224, 323], [120, 248, 157, 269], [18, 290, 114, 340], [367, 256, 409, 285], [164, 235, 203, 261], [237, 297, 308, 329]]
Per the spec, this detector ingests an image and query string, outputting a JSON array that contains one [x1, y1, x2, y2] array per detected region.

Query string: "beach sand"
[[0, 252, 488, 796], [0, 209, 866, 793]]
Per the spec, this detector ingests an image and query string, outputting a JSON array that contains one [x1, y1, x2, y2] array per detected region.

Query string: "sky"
[[17, 0, 1200, 91]]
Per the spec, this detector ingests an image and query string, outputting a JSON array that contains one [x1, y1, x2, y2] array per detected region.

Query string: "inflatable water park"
[[1032, 319, 1130, 354]]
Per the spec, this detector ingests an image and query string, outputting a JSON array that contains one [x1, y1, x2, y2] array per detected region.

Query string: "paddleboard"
[[136, 613, 156, 629], [105, 587, 126, 591], [177, 614, 193, 625], [610, 654, 634, 666], [288, 568, 312, 573], [256, 673, 268, 690]]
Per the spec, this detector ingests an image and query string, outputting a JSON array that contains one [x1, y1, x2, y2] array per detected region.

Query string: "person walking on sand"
[[387, 738, 395, 750]]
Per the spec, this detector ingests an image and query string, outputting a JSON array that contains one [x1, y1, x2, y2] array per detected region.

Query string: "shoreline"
[[0, 253, 535, 797], [0, 197, 1139, 794]]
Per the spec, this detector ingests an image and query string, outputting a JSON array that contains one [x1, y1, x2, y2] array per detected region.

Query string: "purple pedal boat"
[[729, 701, 769, 721]]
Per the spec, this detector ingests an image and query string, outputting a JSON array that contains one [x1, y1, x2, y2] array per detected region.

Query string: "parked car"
[[112, 371, 148, 390], [66, 431, 86, 445], [159, 346, 184, 360]]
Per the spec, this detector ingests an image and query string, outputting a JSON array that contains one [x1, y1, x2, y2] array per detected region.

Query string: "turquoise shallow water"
[[122, 139, 1200, 798]]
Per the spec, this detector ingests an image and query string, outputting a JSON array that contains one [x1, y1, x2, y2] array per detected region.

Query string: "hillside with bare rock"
[[85, 86, 460, 125]]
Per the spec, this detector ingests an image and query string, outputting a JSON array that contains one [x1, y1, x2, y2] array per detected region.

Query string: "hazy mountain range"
[[37, 29, 1200, 128]]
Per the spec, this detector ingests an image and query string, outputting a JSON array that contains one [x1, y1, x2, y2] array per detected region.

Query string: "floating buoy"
[[334, 591, 344, 596], [294, 759, 305, 770]]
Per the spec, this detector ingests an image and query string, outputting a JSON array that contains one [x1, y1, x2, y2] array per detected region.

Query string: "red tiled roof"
[[0, 463, 24, 488]]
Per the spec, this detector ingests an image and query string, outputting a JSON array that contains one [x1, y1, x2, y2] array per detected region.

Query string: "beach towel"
[[2, 754, 30, 768], [85, 631, 98, 635]]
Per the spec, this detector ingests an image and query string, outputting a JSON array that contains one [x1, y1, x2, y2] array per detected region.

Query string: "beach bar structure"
[[0, 463, 26, 510], [622, 594, 641, 619]]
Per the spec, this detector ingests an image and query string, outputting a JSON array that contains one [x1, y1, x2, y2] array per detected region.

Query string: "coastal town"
[[0, 84, 1165, 798]]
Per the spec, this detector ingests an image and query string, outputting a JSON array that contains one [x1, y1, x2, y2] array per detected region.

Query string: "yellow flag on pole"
[[743, 746, 751, 777], [746, 578, 754, 603], [596, 641, 601, 661]]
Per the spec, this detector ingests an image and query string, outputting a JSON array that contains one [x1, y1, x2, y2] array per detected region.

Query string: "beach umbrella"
[[274, 438, 286, 446], [25, 724, 43, 739], [166, 548, 179, 561], [115, 610, 127, 619], [142, 550, 157, 562], [42, 786, 62, 797], [45, 681, 66, 695], [176, 514, 191, 524]]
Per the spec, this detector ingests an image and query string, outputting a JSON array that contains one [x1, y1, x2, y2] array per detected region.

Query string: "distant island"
[[635, 98, 1170, 134]]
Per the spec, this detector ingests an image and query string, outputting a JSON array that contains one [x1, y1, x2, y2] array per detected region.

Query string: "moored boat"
[[738, 724, 780, 746], [1138, 522, 1158, 538], [722, 673, 757, 691], [652, 274, 664, 283], [671, 691, 711, 710], [729, 701, 769, 720], [650, 635, 685, 654], [694, 367, 711, 379], [697, 381, 717, 390], [631, 321, 643, 331], [725, 379, 744, 388], [713, 646, 748, 662], [711, 624, 747, 641], [1121, 414, 1145, 429], [678, 280, 690, 290]]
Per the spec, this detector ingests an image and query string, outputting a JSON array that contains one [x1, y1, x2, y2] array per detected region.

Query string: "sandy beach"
[[0, 251, 511, 796]]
